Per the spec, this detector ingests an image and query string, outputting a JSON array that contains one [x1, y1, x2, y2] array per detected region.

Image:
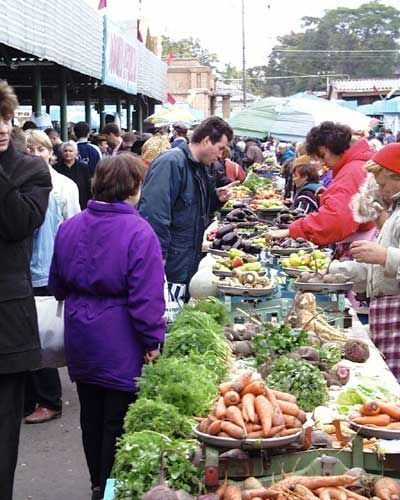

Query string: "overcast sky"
[[84, 0, 400, 67]]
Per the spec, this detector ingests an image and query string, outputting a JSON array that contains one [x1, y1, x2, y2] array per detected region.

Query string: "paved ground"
[[14, 368, 91, 500]]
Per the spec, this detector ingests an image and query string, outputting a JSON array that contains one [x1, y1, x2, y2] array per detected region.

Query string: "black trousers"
[[76, 383, 136, 495], [24, 286, 62, 414], [0, 372, 26, 500]]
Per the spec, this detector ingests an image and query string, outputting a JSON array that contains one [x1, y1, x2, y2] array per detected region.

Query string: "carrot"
[[361, 400, 381, 416], [226, 405, 247, 434], [263, 475, 356, 495], [241, 381, 267, 397], [378, 402, 400, 420], [208, 420, 223, 435], [216, 471, 228, 499], [254, 395, 272, 436], [247, 430, 265, 439], [352, 414, 391, 426], [199, 417, 211, 433], [219, 381, 233, 396], [242, 488, 270, 500], [224, 484, 243, 500], [215, 396, 227, 419], [242, 393, 256, 422], [374, 477, 400, 500], [221, 421, 246, 439], [280, 427, 301, 437], [265, 387, 285, 426], [316, 487, 347, 500], [338, 487, 369, 500], [224, 390, 241, 407], [271, 389, 297, 403], [231, 370, 253, 393], [277, 399, 301, 417], [245, 422, 262, 432], [384, 422, 400, 430], [297, 410, 307, 424], [283, 414, 303, 428], [267, 425, 285, 437], [294, 485, 319, 500], [218, 432, 231, 438]]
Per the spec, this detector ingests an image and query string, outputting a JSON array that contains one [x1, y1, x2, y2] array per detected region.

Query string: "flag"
[[98, 0, 107, 9], [167, 93, 176, 105], [166, 51, 174, 66], [137, 19, 143, 43]]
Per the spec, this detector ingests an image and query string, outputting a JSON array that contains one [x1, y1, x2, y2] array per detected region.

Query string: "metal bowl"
[[280, 266, 302, 277], [270, 246, 316, 256], [213, 269, 266, 278], [349, 421, 400, 440], [216, 284, 276, 297], [194, 425, 302, 449], [208, 248, 229, 257], [293, 281, 354, 293]]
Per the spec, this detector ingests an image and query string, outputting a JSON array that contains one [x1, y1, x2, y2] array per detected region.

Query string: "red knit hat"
[[372, 143, 400, 174]]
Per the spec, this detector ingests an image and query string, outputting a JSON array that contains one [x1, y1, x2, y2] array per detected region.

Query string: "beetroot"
[[330, 363, 350, 386], [344, 340, 369, 363], [142, 485, 179, 500]]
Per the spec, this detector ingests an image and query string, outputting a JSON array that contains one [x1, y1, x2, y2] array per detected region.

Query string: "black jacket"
[[0, 142, 51, 374], [54, 160, 92, 209], [139, 143, 219, 284]]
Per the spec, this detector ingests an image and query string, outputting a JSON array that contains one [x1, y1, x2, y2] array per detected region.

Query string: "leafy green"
[[336, 377, 399, 414], [251, 324, 308, 366], [267, 357, 328, 412], [123, 399, 195, 438], [137, 356, 217, 417], [318, 344, 342, 370], [243, 172, 271, 193], [113, 431, 203, 499], [186, 298, 229, 326]]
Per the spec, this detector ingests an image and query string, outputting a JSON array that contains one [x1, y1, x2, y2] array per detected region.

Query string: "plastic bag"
[[35, 296, 66, 368]]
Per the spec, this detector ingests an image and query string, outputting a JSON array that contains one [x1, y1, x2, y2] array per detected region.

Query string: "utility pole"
[[241, 0, 246, 108]]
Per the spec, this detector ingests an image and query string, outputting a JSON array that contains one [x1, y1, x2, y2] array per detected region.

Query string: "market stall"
[[104, 167, 400, 500]]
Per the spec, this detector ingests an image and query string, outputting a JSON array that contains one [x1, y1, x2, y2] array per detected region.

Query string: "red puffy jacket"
[[289, 139, 375, 246]]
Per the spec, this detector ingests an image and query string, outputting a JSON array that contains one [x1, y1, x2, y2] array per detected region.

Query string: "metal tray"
[[280, 266, 302, 277], [257, 207, 284, 212], [294, 281, 354, 293], [213, 269, 266, 278], [194, 425, 302, 449], [216, 284, 276, 297], [270, 246, 315, 256], [208, 248, 229, 257], [349, 421, 400, 440]]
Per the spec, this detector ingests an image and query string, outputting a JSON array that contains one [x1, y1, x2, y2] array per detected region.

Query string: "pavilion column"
[[60, 68, 68, 141]]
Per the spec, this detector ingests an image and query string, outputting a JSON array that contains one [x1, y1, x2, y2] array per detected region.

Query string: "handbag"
[[35, 296, 66, 369]]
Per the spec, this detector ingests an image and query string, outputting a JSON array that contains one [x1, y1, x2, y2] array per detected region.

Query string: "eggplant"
[[229, 209, 246, 220], [232, 238, 243, 249], [280, 213, 293, 223], [216, 224, 235, 238], [242, 240, 252, 253], [221, 232, 238, 245], [211, 238, 222, 249]]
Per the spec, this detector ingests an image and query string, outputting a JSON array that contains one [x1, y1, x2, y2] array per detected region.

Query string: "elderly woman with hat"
[[330, 143, 400, 380]]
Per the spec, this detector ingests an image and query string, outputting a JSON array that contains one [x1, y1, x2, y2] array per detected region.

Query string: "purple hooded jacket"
[[49, 200, 166, 392]]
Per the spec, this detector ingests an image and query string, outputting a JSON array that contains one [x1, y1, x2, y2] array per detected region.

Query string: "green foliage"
[[161, 35, 218, 68], [123, 399, 195, 438], [267, 357, 328, 411], [187, 298, 229, 326], [137, 356, 217, 417], [251, 324, 308, 367], [242, 172, 272, 192], [247, 2, 400, 96], [113, 431, 203, 499], [318, 344, 342, 370]]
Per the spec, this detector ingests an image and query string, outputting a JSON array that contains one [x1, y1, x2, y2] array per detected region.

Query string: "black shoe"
[[91, 487, 102, 500]]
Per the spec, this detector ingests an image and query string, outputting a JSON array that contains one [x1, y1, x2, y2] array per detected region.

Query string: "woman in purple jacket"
[[49, 154, 165, 500]]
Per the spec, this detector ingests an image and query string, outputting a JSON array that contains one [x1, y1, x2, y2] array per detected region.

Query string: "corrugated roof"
[[331, 78, 400, 92]]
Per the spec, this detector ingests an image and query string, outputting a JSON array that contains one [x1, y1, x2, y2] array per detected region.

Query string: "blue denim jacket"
[[30, 192, 63, 287]]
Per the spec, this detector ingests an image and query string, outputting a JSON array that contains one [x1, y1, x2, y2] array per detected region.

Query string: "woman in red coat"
[[268, 122, 375, 247]]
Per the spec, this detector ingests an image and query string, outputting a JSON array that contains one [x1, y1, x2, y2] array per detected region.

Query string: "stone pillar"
[[222, 95, 231, 120]]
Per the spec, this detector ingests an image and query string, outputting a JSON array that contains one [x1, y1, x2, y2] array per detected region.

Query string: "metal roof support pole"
[[85, 86, 92, 129], [116, 93, 122, 120], [60, 68, 68, 141], [126, 97, 132, 131], [33, 66, 42, 114], [99, 88, 105, 131], [137, 96, 143, 134]]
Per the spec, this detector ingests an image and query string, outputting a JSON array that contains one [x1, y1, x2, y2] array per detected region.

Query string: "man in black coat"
[[0, 81, 51, 500]]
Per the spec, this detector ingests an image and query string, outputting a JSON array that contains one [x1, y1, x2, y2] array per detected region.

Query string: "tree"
[[217, 63, 242, 84], [161, 36, 219, 68], [247, 2, 400, 97]]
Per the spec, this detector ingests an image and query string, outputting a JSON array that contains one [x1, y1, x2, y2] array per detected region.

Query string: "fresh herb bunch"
[[164, 310, 230, 371], [267, 357, 328, 412], [137, 356, 217, 417], [123, 399, 195, 438], [251, 324, 308, 366], [318, 344, 342, 370], [113, 431, 203, 499], [187, 298, 229, 326]]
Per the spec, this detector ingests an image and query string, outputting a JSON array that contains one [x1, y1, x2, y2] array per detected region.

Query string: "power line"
[[272, 49, 400, 53]]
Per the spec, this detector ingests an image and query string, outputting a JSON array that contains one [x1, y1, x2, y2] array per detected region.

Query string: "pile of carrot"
[[350, 400, 400, 429], [198, 371, 306, 439], [217, 473, 360, 500]]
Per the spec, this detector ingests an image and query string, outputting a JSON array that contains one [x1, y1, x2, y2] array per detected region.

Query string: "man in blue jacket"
[[139, 117, 235, 300]]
